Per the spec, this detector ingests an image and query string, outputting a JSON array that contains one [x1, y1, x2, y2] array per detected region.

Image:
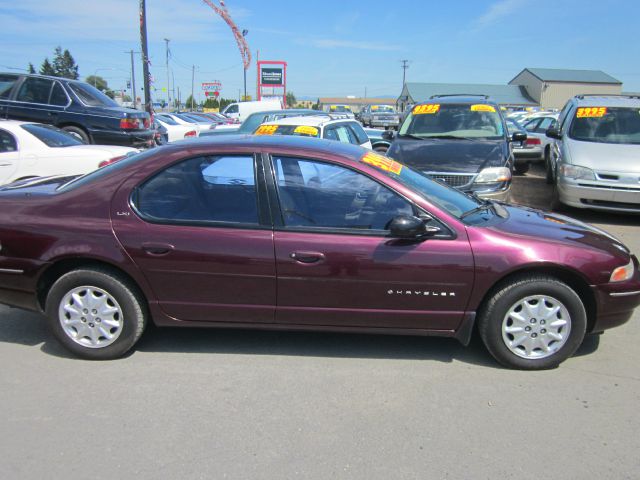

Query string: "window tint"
[[0, 74, 19, 99], [21, 123, 83, 147], [0, 129, 18, 152], [273, 156, 413, 230], [334, 125, 358, 144], [135, 155, 259, 224], [49, 82, 69, 106], [156, 114, 179, 126], [16, 77, 53, 104], [225, 104, 239, 114]]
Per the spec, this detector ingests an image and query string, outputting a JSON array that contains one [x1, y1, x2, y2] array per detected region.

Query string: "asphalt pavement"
[[1, 164, 638, 479]]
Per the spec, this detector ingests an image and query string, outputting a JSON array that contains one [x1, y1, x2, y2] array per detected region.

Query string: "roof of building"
[[399, 83, 537, 106], [318, 97, 396, 106], [512, 68, 621, 84]]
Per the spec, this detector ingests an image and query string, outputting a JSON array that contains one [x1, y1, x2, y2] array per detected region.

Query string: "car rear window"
[[21, 124, 84, 147], [68, 82, 118, 107]]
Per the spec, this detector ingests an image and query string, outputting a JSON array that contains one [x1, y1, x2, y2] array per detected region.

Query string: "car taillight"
[[99, 155, 126, 168], [120, 117, 150, 130], [525, 137, 541, 146], [184, 130, 197, 138]]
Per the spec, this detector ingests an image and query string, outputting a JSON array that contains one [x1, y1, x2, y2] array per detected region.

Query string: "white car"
[[155, 116, 198, 142], [0, 120, 136, 185], [155, 113, 204, 135], [254, 115, 372, 149]]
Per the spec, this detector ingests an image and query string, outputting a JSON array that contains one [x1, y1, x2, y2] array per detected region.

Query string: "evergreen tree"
[[27, 63, 36, 74], [40, 58, 55, 76], [52, 47, 79, 79], [185, 95, 196, 110]]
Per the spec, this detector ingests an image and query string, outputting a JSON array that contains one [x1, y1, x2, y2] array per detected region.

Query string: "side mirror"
[[388, 215, 440, 239], [382, 130, 395, 141], [546, 127, 562, 140], [511, 131, 527, 142]]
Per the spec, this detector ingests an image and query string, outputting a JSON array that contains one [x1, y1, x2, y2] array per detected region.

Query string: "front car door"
[[111, 152, 276, 324], [0, 128, 19, 184], [267, 154, 474, 331]]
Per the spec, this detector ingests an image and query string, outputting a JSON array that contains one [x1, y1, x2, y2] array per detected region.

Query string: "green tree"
[[286, 91, 296, 107], [185, 94, 196, 110], [203, 97, 219, 109], [85, 75, 109, 91], [40, 58, 55, 76], [122, 94, 132, 102], [27, 63, 36, 74], [52, 46, 79, 79]]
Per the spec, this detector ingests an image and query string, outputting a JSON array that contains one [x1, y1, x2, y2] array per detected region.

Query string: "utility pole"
[[129, 50, 137, 109], [139, 0, 152, 115], [164, 38, 171, 108], [400, 60, 410, 89], [191, 65, 195, 111], [242, 29, 249, 101]]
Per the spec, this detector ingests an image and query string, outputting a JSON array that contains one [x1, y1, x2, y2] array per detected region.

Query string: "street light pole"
[[164, 38, 171, 108], [130, 50, 138, 109]]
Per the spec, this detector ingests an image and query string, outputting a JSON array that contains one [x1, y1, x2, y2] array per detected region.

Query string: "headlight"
[[474, 167, 511, 184], [610, 260, 634, 282], [559, 164, 595, 180]]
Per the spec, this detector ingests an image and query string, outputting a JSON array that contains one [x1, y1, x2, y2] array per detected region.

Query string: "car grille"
[[427, 173, 475, 188]]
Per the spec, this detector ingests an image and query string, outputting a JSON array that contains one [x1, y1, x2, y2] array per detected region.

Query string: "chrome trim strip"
[[0, 268, 24, 274], [609, 290, 640, 297]]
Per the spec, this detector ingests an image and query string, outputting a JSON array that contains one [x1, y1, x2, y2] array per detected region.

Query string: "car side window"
[[536, 117, 555, 132], [523, 119, 540, 132], [225, 104, 239, 114], [135, 155, 259, 225], [323, 127, 339, 141], [16, 77, 54, 104], [273, 156, 414, 231], [49, 82, 69, 106], [0, 74, 19, 99], [334, 125, 359, 145], [348, 122, 369, 145], [0, 129, 18, 153]]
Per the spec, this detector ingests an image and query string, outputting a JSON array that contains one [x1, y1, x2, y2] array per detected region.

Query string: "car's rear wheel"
[[61, 125, 90, 144], [478, 275, 586, 369], [46, 268, 146, 359], [545, 147, 554, 184]]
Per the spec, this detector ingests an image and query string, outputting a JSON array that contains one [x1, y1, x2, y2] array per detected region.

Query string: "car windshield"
[[240, 113, 271, 133], [254, 124, 320, 138], [400, 103, 505, 139], [372, 106, 395, 113], [68, 82, 119, 107], [330, 106, 350, 112], [359, 152, 485, 220], [21, 123, 84, 147], [568, 106, 640, 144]]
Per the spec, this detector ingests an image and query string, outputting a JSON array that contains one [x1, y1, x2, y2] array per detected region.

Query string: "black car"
[[0, 73, 154, 147], [385, 95, 525, 201]]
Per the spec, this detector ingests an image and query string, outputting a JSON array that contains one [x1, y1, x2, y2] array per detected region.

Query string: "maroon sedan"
[[0, 136, 638, 368]]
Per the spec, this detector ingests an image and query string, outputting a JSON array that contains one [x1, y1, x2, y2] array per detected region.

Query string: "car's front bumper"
[[591, 257, 640, 332], [558, 178, 640, 212]]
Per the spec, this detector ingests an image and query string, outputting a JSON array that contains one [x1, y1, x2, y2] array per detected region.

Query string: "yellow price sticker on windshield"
[[413, 104, 440, 115], [576, 107, 607, 118], [361, 152, 403, 175], [293, 125, 319, 136], [255, 125, 278, 135], [371, 105, 379, 111], [470, 104, 496, 112]]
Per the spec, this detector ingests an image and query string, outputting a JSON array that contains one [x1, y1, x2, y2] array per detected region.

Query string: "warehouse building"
[[396, 83, 537, 112], [509, 68, 622, 109], [317, 97, 396, 113]]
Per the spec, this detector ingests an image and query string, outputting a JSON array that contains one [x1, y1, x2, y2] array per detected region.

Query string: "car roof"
[[262, 115, 353, 127], [573, 95, 640, 107], [425, 95, 496, 105]]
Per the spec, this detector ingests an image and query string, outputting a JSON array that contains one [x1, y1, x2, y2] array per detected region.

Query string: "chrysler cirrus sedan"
[[0, 135, 638, 369]]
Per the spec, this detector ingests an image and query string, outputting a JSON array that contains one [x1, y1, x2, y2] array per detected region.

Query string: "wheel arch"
[[36, 258, 149, 315], [476, 265, 597, 333], [56, 122, 93, 143]]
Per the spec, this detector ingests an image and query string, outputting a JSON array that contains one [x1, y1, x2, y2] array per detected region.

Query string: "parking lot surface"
[[1, 165, 638, 479]]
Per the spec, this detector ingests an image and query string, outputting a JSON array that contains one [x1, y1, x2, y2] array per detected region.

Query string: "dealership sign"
[[260, 68, 283, 86], [201, 81, 222, 91]]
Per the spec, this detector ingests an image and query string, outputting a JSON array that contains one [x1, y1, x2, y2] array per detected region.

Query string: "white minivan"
[[221, 99, 282, 122]]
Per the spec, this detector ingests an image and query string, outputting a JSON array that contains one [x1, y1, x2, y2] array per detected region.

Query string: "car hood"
[[485, 203, 629, 258], [566, 139, 640, 173], [387, 137, 507, 173]]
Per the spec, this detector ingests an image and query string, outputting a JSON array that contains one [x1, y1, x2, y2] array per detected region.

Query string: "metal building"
[[509, 68, 622, 109]]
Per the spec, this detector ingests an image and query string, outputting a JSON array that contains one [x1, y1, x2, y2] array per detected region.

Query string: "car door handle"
[[290, 251, 325, 264], [141, 242, 174, 256]]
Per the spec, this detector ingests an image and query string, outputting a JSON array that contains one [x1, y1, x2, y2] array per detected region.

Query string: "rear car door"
[[7, 77, 69, 125], [268, 154, 474, 331], [0, 74, 21, 118], [0, 128, 19, 184], [111, 152, 276, 324]]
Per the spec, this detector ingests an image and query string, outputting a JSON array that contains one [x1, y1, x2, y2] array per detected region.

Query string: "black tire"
[[478, 275, 586, 370], [373, 145, 389, 154], [550, 181, 564, 212], [45, 268, 147, 360], [545, 147, 554, 184], [514, 163, 530, 175], [61, 125, 90, 144]]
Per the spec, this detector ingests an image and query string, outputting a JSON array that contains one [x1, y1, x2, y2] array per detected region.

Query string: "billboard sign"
[[260, 68, 283, 86], [201, 81, 222, 91]]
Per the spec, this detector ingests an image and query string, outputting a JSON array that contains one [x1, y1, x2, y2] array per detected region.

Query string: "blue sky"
[[1, 0, 639, 102]]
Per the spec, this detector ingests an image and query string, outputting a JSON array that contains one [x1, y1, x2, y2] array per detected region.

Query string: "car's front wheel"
[[478, 275, 586, 369], [46, 268, 147, 359]]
